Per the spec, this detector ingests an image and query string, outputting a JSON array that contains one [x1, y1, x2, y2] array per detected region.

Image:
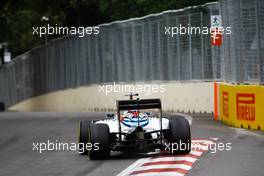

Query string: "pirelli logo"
[[236, 93, 255, 121], [223, 92, 229, 117]]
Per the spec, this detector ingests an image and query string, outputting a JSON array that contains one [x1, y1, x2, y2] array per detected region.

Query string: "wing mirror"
[[106, 113, 115, 119], [145, 112, 151, 116]]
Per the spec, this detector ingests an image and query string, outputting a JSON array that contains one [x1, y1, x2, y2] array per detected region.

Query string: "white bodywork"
[[95, 112, 170, 136]]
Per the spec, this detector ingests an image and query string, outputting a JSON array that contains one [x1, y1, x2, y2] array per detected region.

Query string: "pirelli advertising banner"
[[219, 83, 264, 131]]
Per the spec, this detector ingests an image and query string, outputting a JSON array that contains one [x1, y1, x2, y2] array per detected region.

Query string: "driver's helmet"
[[121, 110, 149, 127]]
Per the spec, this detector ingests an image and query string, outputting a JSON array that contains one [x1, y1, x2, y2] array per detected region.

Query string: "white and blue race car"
[[79, 94, 191, 160]]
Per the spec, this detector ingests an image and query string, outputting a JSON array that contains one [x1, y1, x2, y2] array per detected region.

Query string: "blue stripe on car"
[[122, 117, 149, 127]]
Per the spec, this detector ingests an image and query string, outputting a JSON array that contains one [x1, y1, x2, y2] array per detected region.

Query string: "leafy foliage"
[[0, 0, 215, 57]]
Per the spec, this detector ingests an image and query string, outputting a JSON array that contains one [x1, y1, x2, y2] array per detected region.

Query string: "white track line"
[[145, 157, 198, 163], [189, 151, 203, 156], [116, 159, 146, 176], [133, 164, 192, 171], [130, 172, 184, 176]]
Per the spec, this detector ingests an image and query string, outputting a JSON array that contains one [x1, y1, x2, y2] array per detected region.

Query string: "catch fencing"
[[220, 0, 264, 83], [0, 0, 263, 109], [0, 3, 219, 108]]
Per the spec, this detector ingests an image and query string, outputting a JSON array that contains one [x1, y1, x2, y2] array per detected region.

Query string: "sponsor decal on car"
[[121, 111, 149, 127]]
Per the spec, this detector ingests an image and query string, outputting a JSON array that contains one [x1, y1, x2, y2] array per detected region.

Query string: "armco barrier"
[[217, 83, 264, 131]]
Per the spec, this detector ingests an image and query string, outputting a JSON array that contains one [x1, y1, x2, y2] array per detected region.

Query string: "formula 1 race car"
[[78, 94, 191, 160]]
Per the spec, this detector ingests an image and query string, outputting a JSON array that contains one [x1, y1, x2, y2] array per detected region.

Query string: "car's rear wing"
[[117, 98, 162, 111], [116, 98, 163, 143]]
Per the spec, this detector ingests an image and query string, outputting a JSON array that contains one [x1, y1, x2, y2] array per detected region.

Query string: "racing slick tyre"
[[168, 117, 191, 154], [79, 120, 90, 155], [89, 123, 110, 160]]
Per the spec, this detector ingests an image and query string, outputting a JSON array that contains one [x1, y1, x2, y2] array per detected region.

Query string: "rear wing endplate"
[[117, 98, 161, 110]]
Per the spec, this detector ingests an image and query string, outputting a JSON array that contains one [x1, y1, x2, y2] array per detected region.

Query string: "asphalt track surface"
[[0, 112, 264, 176]]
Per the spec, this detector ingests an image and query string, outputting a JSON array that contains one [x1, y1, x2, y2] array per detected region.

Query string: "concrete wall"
[[9, 82, 214, 113]]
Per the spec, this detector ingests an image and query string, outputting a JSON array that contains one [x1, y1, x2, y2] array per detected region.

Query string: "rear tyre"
[[89, 123, 110, 160], [168, 117, 191, 154], [79, 120, 90, 155]]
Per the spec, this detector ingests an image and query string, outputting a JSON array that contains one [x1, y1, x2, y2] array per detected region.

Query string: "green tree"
[[0, 0, 215, 57]]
